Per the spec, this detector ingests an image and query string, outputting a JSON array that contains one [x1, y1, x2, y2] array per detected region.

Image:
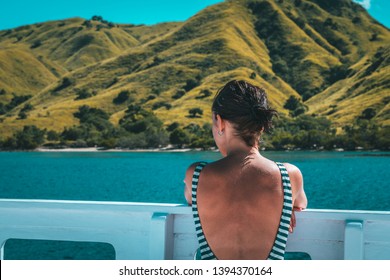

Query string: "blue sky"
[[0, 0, 388, 31]]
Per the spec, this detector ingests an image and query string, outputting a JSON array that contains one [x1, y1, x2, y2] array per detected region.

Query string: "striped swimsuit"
[[191, 161, 293, 260]]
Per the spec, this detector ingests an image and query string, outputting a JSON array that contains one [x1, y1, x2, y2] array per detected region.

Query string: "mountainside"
[[0, 0, 389, 139]]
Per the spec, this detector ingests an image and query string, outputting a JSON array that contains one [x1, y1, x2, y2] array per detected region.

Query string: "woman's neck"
[[225, 141, 260, 158]]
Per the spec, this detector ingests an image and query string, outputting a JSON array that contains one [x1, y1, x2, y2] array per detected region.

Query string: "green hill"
[[0, 0, 389, 148]]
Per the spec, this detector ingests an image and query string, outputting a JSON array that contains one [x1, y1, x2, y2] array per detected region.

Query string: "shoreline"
[[34, 147, 208, 153], [14, 147, 388, 154]]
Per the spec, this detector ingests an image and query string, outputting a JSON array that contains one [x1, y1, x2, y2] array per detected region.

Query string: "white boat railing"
[[1, 199, 389, 260]]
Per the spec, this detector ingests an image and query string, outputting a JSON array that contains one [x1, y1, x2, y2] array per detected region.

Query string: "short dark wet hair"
[[212, 80, 277, 147]]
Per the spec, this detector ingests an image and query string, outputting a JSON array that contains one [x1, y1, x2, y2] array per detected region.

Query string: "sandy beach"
[[35, 147, 206, 152]]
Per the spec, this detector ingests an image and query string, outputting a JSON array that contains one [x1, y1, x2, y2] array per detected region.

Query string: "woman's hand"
[[289, 207, 303, 233]]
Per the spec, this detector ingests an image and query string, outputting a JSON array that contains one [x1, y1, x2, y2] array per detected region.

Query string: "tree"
[[0, 103, 6, 115], [152, 101, 171, 110], [370, 33, 378, 41], [359, 108, 376, 120], [167, 122, 180, 132], [92, 15, 103, 22], [73, 105, 112, 132], [119, 105, 165, 136], [169, 128, 191, 147], [75, 89, 96, 100], [327, 65, 350, 84], [294, 0, 302, 6], [18, 111, 27, 119], [284, 96, 300, 111], [284, 96, 307, 117], [14, 125, 46, 149], [74, 105, 109, 122], [113, 90, 131, 104], [144, 127, 169, 147], [53, 77, 72, 93], [188, 108, 203, 118], [173, 89, 186, 99], [183, 78, 199, 92], [30, 40, 42, 49], [6, 95, 32, 111], [24, 103, 33, 110], [20, 103, 34, 114], [82, 20, 93, 28], [61, 126, 84, 141], [196, 89, 212, 99], [250, 72, 257, 79], [291, 106, 307, 117], [47, 130, 60, 141]]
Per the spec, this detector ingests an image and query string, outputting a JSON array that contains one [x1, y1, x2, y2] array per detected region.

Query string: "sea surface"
[[1, 150, 389, 259], [1, 150, 389, 210]]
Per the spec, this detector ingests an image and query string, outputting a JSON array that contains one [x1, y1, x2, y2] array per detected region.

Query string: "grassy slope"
[[0, 48, 58, 99], [0, 0, 389, 138], [0, 19, 183, 136], [260, 0, 390, 126], [287, 0, 390, 125], [307, 46, 390, 126]]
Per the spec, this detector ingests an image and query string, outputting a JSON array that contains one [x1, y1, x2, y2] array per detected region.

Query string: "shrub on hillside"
[[113, 90, 132, 104], [172, 89, 185, 99], [169, 128, 191, 148], [0, 103, 6, 115], [1, 95, 32, 115], [250, 72, 257, 79], [120, 105, 166, 133], [183, 79, 199, 92], [152, 101, 172, 110], [53, 77, 73, 93], [188, 108, 203, 118], [2, 125, 46, 150], [196, 89, 212, 99], [18, 103, 34, 119], [30, 40, 42, 49], [327, 64, 351, 84], [75, 89, 97, 100], [73, 105, 112, 132], [82, 20, 93, 28], [284, 96, 307, 116], [47, 130, 60, 141], [167, 122, 180, 132], [359, 108, 376, 120]]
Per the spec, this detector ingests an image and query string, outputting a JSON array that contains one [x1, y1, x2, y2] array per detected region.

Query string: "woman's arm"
[[284, 163, 307, 209], [284, 163, 307, 232]]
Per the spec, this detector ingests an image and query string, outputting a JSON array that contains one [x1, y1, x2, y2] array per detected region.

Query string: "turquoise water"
[[1, 150, 389, 259], [0, 151, 389, 211]]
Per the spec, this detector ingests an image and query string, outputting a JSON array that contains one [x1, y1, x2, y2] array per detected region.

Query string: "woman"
[[184, 80, 307, 260]]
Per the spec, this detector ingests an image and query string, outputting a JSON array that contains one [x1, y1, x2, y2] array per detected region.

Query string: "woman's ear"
[[216, 114, 225, 133]]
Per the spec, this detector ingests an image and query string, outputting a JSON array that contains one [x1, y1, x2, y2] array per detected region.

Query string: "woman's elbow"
[[295, 192, 308, 210], [184, 186, 192, 206]]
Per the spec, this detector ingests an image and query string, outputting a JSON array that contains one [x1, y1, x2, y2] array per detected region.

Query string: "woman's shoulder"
[[281, 162, 304, 193], [186, 161, 208, 171], [282, 162, 302, 176], [185, 161, 208, 179]]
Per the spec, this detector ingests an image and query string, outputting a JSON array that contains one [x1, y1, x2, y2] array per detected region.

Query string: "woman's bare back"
[[194, 154, 288, 259]]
